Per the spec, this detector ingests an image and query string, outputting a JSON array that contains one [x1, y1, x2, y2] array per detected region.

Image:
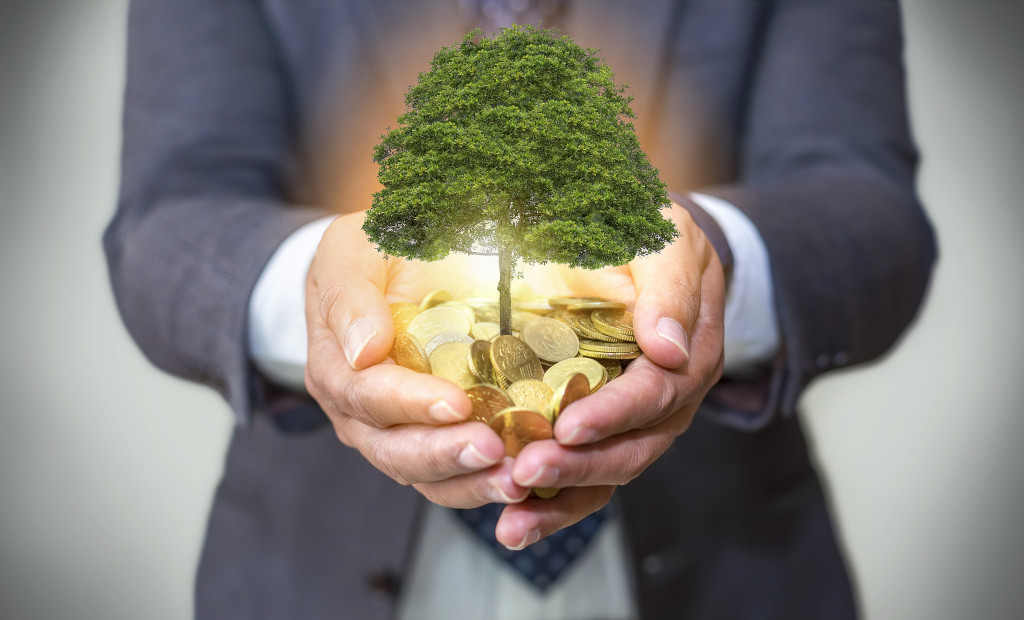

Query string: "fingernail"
[[458, 442, 500, 470], [521, 465, 559, 488], [506, 529, 541, 551], [429, 399, 463, 423], [490, 484, 528, 504], [656, 317, 690, 360], [344, 317, 378, 368], [563, 425, 597, 446]]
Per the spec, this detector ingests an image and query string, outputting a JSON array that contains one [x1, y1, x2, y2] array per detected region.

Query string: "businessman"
[[105, 1, 936, 618]]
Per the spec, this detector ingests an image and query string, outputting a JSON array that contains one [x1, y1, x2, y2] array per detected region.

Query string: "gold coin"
[[567, 311, 621, 343], [489, 407, 553, 457], [472, 304, 500, 324], [462, 296, 498, 309], [513, 297, 554, 313], [578, 339, 641, 354], [439, 300, 476, 325], [565, 300, 626, 312], [577, 348, 642, 360], [597, 358, 623, 381], [551, 310, 583, 336], [511, 310, 540, 332], [419, 289, 452, 310], [390, 302, 420, 334], [520, 317, 580, 364], [391, 332, 431, 374], [470, 321, 500, 341], [532, 487, 560, 499], [490, 335, 544, 387], [407, 306, 471, 348], [543, 357, 608, 393], [465, 384, 513, 424], [552, 309, 581, 331], [424, 331, 475, 356], [506, 379, 555, 415], [549, 296, 600, 309], [591, 309, 635, 341], [428, 341, 476, 388], [548, 372, 590, 421], [462, 297, 497, 321], [468, 339, 495, 384]]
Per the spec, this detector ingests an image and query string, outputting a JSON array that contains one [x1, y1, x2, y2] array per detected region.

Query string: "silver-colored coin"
[[424, 331, 475, 357]]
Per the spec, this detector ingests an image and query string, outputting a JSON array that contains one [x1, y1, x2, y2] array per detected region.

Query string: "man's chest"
[[260, 0, 762, 207]]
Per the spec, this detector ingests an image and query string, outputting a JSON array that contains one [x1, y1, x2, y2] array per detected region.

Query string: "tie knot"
[[459, 0, 567, 32]]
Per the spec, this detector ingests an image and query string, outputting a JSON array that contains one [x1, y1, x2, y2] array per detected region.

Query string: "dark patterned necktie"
[[453, 503, 607, 591]]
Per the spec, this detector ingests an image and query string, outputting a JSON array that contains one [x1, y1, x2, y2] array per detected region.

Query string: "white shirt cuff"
[[247, 216, 336, 392], [690, 192, 780, 373]]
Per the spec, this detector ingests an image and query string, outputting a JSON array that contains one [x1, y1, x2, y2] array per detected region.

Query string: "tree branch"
[[461, 250, 498, 256]]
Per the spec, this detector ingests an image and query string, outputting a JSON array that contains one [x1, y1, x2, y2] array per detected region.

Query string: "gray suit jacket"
[[105, 1, 936, 618]]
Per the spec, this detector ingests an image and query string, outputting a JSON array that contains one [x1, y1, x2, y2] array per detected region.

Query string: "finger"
[[306, 328, 472, 425], [334, 418, 507, 486], [552, 358, 690, 445], [414, 457, 530, 509], [628, 205, 712, 370], [553, 323, 724, 447], [513, 410, 694, 488], [493, 486, 616, 550]]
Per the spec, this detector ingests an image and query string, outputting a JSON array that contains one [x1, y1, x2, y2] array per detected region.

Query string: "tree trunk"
[[498, 246, 513, 336]]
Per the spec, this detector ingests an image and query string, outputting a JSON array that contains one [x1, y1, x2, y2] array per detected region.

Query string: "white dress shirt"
[[245, 195, 779, 618]]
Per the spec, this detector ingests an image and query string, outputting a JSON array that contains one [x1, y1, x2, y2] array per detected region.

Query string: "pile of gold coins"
[[389, 291, 640, 498]]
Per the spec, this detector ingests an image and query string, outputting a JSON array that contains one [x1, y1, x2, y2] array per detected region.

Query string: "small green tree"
[[364, 25, 677, 336]]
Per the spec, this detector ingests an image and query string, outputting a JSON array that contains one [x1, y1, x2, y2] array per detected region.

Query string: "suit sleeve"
[[103, 2, 331, 424], [700, 0, 937, 430]]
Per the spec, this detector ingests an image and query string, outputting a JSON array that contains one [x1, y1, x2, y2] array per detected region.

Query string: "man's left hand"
[[495, 203, 726, 550]]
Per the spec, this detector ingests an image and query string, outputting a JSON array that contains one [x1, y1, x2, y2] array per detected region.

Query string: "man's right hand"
[[303, 212, 529, 507]]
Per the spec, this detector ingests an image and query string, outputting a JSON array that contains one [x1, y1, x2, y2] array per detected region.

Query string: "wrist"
[[669, 192, 734, 286], [248, 215, 337, 392]]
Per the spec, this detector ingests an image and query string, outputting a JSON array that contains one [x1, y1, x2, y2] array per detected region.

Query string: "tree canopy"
[[364, 24, 676, 269], [364, 25, 677, 334]]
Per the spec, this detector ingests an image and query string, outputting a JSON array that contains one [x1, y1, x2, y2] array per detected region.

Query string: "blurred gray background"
[[1, 2, 1022, 619]]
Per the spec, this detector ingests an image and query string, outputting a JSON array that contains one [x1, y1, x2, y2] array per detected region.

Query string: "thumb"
[[306, 216, 395, 370], [629, 246, 705, 371], [317, 277, 394, 370]]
